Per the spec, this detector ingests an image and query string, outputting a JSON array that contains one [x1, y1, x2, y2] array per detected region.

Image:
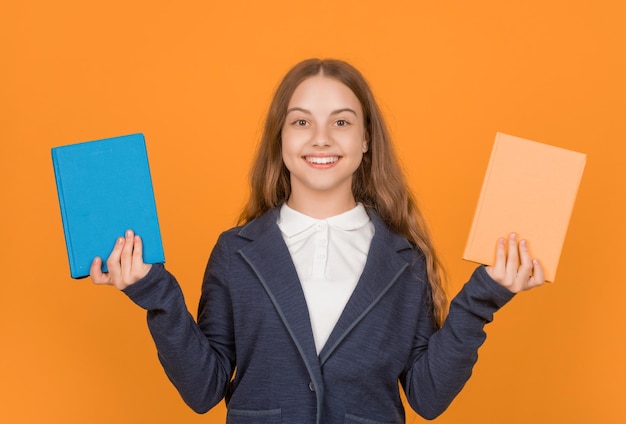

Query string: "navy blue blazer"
[[125, 208, 514, 424]]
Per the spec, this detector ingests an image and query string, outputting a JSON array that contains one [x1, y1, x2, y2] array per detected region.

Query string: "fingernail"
[[520, 239, 527, 247], [126, 229, 132, 237], [510, 233, 516, 240], [118, 237, 124, 245]]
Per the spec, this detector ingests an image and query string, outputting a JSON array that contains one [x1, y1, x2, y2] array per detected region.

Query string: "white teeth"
[[306, 156, 339, 164]]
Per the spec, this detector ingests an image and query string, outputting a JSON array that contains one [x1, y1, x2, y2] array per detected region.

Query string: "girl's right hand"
[[90, 229, 152, 290]]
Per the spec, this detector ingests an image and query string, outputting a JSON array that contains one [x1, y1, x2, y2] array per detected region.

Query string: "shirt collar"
[[278, 203, 371, 238], [327, 203, 371, 231]]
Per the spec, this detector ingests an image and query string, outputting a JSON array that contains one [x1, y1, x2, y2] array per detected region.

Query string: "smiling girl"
[[91, 58, 545, 423]]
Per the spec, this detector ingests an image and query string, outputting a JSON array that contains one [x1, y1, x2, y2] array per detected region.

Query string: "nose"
[[312, 125, 331, 147]]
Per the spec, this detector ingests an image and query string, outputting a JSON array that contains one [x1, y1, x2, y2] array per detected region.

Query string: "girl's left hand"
[[485, 233, 546, 293]]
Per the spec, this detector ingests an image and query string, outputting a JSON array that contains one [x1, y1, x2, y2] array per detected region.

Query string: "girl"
[[91, 58, 545, 423]]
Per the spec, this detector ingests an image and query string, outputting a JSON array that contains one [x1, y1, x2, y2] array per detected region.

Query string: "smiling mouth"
[[305, 156, 340, 164]]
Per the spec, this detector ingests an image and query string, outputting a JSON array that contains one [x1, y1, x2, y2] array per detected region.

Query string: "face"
[[281, 75, 367, 209]]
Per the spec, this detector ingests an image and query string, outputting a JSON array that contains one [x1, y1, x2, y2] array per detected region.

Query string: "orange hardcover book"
[[463, 132, 586, 281]]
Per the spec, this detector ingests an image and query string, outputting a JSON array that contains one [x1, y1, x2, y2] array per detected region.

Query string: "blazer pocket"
[[227, 408, 281, 424], [345, 412, 399, 424]]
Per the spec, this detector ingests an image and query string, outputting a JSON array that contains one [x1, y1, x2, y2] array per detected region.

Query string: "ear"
[[362, 141, 369, 153]]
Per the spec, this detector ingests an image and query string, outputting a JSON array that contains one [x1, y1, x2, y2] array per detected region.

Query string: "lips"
[[304, 156, 340, 164]]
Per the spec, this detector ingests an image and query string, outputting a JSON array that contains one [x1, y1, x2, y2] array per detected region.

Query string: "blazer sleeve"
[[122, 235, 236, 413], [401, 265, 515, 419]]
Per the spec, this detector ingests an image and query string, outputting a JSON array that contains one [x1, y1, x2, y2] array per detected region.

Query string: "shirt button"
[[309, 381, 315, 392]]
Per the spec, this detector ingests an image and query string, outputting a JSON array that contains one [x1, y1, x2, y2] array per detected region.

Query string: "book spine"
[[51, 148, 77, 278], [463, 133, 502, 259]]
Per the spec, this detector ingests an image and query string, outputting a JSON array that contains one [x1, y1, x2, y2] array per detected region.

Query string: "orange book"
[[463, 132, 586, 281]]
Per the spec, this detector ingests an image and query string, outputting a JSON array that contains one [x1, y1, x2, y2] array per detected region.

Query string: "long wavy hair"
[[239, 58, 448, 327]]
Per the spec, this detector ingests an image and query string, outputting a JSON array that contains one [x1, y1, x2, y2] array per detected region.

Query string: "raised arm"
[[89, 229, 235, 413], [403, 234, 546, 419]]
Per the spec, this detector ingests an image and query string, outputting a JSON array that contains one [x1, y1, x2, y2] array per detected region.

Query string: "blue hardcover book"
[[52, 133, 165, 279]]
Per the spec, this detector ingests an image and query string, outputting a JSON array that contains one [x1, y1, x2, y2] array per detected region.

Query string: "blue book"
[[52, 133, 165, 279]]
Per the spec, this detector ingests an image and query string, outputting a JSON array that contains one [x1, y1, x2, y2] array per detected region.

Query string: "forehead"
[[288, 75, 362, 112]]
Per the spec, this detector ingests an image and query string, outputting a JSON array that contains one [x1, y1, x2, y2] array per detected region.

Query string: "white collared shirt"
[[277, 203, 374, 354]]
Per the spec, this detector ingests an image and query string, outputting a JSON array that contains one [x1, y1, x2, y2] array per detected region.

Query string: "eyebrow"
[[286, 107, 358, 116]]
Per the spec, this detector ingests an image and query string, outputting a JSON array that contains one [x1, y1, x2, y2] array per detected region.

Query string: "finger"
[[89, 257, 110, 285], [120, 229, 135, 279], [131, 235, 144, 271], [509, 239, 534, 291], [493, 237, 506, 273], [528, 258, 546, 288], [505, 233, 520, 280], [517, 239, 534, 279], [106, 236, 126, 278], [131, 235, 153, 281]]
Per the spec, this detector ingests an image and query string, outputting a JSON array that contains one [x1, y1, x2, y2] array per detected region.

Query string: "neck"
[[287, 190, 357, 219]]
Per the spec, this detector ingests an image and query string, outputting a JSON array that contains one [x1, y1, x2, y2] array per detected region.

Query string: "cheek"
[[280, 134, 297, 172], [281, 127, 308, 156], [280, 128, 291, 153], [340, 132, 366, 156]]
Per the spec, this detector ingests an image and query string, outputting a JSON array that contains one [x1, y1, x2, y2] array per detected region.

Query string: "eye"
[[335, 119, 350, 127], [292, 119, 308, 126]]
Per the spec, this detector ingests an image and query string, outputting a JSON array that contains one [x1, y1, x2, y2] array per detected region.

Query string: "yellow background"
[[2, 1, 625, 423]]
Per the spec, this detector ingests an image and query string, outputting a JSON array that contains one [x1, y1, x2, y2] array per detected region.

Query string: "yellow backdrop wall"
[[2, 1, 625, 423]]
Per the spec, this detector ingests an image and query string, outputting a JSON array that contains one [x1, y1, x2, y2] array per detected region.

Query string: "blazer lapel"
[[319, 212, 412, 365], [237, 210, 322, 381]]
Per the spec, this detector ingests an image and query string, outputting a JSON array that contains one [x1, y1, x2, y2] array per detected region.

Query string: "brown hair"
[[239, 58, 448, 327]]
